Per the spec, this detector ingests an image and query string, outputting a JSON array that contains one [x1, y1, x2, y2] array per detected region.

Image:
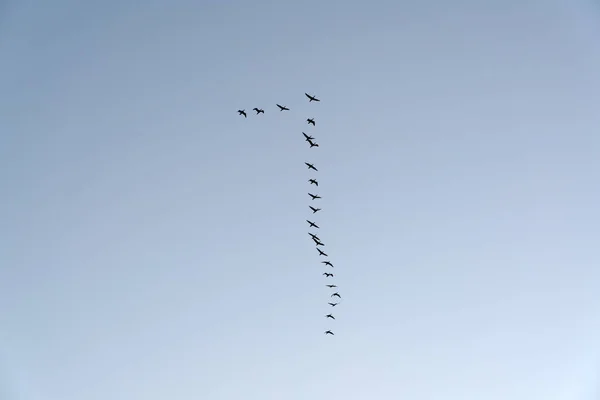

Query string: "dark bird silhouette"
[[325, 314, 335, 319], [326, 284, 337, 288], [314, 239, 325, 247], [276, 104, 289, 111], [307, 139, 319, 148], [309, 206, 321, 214], [308, 233, 320, 241], [253, 108, 264, 114], [328, 302, 338, 307], [324, 330, 334, 335], [323, 273, 334, 277], [309, 179, 319, 186], [302, 132, 314, 142], [237, 109, 247, 118], [317, 248, 328, 257], [307, 118, 316, 126], [307, 220, 320, 228], [305, 93, 321, 102], [305, 162, 318, 171], [331, 292, 341, 298], [321, 261, 334, 267], [308, 193, 321, 200]]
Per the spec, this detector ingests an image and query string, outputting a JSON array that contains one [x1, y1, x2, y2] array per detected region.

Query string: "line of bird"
[[237, 92, 340, 336]]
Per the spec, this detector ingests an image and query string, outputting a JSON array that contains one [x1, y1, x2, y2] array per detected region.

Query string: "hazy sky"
[[2, 1, 600, 399]]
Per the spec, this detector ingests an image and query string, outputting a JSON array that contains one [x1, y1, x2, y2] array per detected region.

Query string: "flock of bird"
[[237, 93, 341, 336]]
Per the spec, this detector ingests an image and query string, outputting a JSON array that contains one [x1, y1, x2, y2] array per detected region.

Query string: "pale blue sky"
[[2, 1, 600, 399]]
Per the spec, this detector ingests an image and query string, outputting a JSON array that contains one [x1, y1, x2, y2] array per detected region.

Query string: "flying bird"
[[308, 193, 321, 200], [326, 284, 337, 288], [307, 220, 320, 228], [317, 248, 328, 257], [253, 108, 264, 114], [314, 239, 325, 247], [321, 261, 334, 267], [325, 314, 335, 319], [328, 302, 338, 307], [237, 109, 247, 118], [309, 179, 319, 186], [324, 330, 334, 335], [305, 93, 321, 102], [309, 206, 321, 214], [276, 104, 290, 111], [305, 162, 318, 171], [307, 139, 319, 148], [307, 118, 316, 126], [323, 273, 334, 277], [331, 292, 341, 298], [302, 132, 314, 142], [308, 233, 320, 241]]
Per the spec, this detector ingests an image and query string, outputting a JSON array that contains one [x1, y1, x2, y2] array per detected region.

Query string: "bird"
[[309, 206, 321, 214], [302, 132, 314, 142], [331, 292, 341, 298], [305, 162, 318, 171], [237, 109, 247, 118], [253, 108, 264, 114], [328, 302, 338, 307], [324, 330, 334, 335], [314, 239, 325, 247], [309, 179, 319, 186], [305, 93, 321, 102], [326, 284, 337, 288], [321, 261, 334, 267], [317, 248, 328, 257], [307, 118, 316, 126], [307, 220, 320, 228], [308, 233, 320, 241], [325, 314, 335, 319], [307, 139, 319, 148], [276, 104, 289, 111], [308, 193, 321, 200], [323, 273, 334, 277]]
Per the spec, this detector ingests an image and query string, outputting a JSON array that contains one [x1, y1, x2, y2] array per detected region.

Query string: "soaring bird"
[[237, 109, 247, 117], [331, 292, 341, 298], [317, 248, 328, 257], [307, 220, 320, 228], [307, 118, 316, 126], [323, 273, 334, 277], [305, 162, 318, 171], [276, 104, 290, 111], [305, 93, 321, 102], [325, 314, 335, 320], [324, 330, 334, 335], [321, 261, 334, 267], [309, 206, 321, 214], [307, 139, 319, 148], [328, 302, 338, 307], [302, 132, 314, 142], [253, 108, 264, 114], [308, 232, 320, 241], [309, 179, 319, 186], [308, 193, 321, 200], [326, 284, 337, 288]]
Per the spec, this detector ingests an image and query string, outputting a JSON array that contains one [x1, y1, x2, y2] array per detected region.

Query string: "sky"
[[1, 0, 600, 399]]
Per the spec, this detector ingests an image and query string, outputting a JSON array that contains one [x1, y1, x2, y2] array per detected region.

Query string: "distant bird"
[[307, 118, 316, 126], [237, 109, 247, 118], [305, 162, 318, 171], [308, 193, 321, 200], [305, 93, 321, 102], [321, 261, 334, 267], [314, 239, 325, 247], [317, 248, 328, 257], [309, 206, 321, 214], [302, 132, 314, 142], [307, 139, 319, 148], [331, 292, 341, 298], [253, 108, 264, 114], [309, 179, 319, 186], [326, 284, 337, 288], [308, 233, 320, 241], [276, 104, 290, 111], [324, 330, 334, 335], [328, 302, 338, 307], [325, 314, 335, 319], [323, 273, 334, 277], [307, 220, 320, 228]]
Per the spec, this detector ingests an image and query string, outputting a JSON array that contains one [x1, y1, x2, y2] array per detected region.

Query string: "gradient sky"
[[2, 1, 600, 399]]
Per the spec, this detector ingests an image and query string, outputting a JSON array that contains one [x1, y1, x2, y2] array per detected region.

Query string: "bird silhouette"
[[325, 314, 335, 319], [237, 109, 247, 118], [309, 179, 319, 186], [323, 273, 334, 277], [324, 330, 334, 335], [307, 118, 316, 126], [253, 108, 264, 114], [307, 220, 320, 228], [321, 261, 334, 267], [331, 292, 341, 298], [328, 302, 338, 307]]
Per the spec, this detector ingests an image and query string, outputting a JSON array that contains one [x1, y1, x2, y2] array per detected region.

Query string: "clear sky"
[[2, 0, 600, 399]]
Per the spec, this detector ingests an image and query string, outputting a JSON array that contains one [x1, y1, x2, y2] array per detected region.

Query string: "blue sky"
[[2, 0, 600, 399]]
